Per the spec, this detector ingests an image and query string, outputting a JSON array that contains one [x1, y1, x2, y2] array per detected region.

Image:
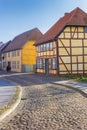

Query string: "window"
[[52, 58, 57, 69], [40, 45, 44, 52], [12, 52, 14, 56], [17, 61, 20, 68], [37, 42, 53, 52], [40, 45, 43, 52], [17, 50, 20, 56], [43, 44, 46, 51], [84, 27, 87, 33], [39, 59, 43, 68], [12, 51, 16, 57], [43, 59, 45, 68], [8, 52, 10, 57], [38, 46, 40, 52], [3, 53, 6, 58], [36, 59, 39, 69], [3, 62, 7, 68], [49, 59, 52, 69], [12, 51, 14, 57], [12, 61, 16, 69], [46, 43, 49, 51], [36, 59, 43, 69], [42, 45, 44, 51], [49, 42, 53, 50]]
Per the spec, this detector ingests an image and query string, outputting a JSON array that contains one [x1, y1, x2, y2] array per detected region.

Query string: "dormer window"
[[84, 27, 87, 33]]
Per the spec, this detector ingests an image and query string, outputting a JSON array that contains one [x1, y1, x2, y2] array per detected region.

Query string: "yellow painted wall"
[[2, 50, 21, 72], [59, 64, 71, 71], [37, 69, 45, 73], [58, 39, 70, 47], [21, 40, 36, 65], [58, 26, 87, 74], [2, 40, 36, 72], [78, 27, 84, 32], [49, 70, 57, 74]]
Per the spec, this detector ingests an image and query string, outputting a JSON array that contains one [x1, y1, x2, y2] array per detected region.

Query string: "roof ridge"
[[35, 7, 87, 45], [12, 28, 39, 41], [3, 28, 43, 52], [66, 7, 79, 25], [67, 7, 87, 25]]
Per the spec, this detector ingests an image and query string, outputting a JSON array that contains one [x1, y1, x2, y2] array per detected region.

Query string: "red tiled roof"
[[35, 7, 87, 45], [3, 28, 43, 52]]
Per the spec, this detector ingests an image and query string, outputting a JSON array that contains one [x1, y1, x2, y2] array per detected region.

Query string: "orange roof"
[[3, 28, 43, 52], [35, 7, 87, 45]]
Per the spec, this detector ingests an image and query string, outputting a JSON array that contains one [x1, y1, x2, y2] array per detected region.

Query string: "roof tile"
[[3, 28, 42, 52], [35, 7, 87, 45]]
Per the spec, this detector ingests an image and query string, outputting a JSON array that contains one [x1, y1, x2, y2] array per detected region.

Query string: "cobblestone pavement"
[[0, 72, 87, 130]]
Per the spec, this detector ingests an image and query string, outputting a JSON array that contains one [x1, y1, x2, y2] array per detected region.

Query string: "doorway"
[[45, 59, 49, 75]]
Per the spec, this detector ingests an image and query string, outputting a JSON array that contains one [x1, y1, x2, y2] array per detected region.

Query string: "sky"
[[0, 0, 87, 43]]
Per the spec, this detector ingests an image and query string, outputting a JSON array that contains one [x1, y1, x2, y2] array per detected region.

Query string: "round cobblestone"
[[0, 82, 87, 130]]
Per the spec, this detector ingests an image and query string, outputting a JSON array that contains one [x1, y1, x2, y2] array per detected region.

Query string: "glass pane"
[[84, 27, 87, 33]]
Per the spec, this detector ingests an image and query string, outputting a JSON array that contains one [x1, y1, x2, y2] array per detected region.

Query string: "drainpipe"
[[56, 40, 59, 75]]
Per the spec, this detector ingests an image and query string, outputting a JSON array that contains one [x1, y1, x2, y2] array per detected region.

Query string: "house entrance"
[[7, 61, 11, 71], [45, 59, 49, 75]]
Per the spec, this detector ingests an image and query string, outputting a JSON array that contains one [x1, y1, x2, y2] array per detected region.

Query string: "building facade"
[[2, 49, 21, 72], [35, 8, 87, 75], [0, 41, 11, 70], [2, 28, 42, 72]]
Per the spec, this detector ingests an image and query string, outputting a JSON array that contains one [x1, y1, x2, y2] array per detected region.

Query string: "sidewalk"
[[53, 80, 87, 95], [0, 78, 16, 108]]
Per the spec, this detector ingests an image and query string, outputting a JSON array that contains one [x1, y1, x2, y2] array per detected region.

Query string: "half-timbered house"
[[35, 7, 87, 75]]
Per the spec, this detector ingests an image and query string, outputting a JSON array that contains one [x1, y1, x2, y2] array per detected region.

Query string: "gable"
[[35, 7, 87, 46]]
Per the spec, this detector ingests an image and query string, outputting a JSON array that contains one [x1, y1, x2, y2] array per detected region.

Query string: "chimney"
[[64, 13, 69, 16]]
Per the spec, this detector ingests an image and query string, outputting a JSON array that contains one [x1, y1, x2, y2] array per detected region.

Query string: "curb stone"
[[52, 81, 87, 97], [0, 86, 22, 122]]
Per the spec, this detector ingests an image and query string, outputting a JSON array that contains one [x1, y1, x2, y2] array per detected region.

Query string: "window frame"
[[84, 27, 87, 33], [51, 58, 57, 69]]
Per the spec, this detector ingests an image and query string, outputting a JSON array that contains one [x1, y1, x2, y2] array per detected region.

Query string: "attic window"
[[84, 27, 87, 33]]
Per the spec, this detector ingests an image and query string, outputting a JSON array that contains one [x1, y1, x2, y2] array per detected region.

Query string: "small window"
[[17, 50, 20, 56], [12, 51, 14, 56], [84, 27, 87, 33], [49, 42, 53, 50], [8, 52, 10, 57], [51, 58, 57, 69], [12, 61, 16, 69], [36, 59, 39, 69], [40, 45, 42, 52], [3, 53, 6, 58], [39, 59, 43, 68], [3, 62, 7, 68], [36, 59, 43, 69], [44, 44, 46, 51], [12, 51, 16, 57], [38, 46, 40, 52], [17, 61, 20, 68], [46, 43, 49, 51]]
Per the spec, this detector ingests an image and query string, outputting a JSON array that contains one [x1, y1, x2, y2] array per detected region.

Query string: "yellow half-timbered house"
[[35, 7, 87, 75], [2, 28, 42, 72]]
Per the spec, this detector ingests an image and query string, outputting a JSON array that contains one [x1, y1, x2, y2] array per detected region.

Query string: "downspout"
[[56, 39, 59, 75]]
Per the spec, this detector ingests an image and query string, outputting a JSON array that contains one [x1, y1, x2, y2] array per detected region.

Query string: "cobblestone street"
[[0, 72, 87, 130]]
